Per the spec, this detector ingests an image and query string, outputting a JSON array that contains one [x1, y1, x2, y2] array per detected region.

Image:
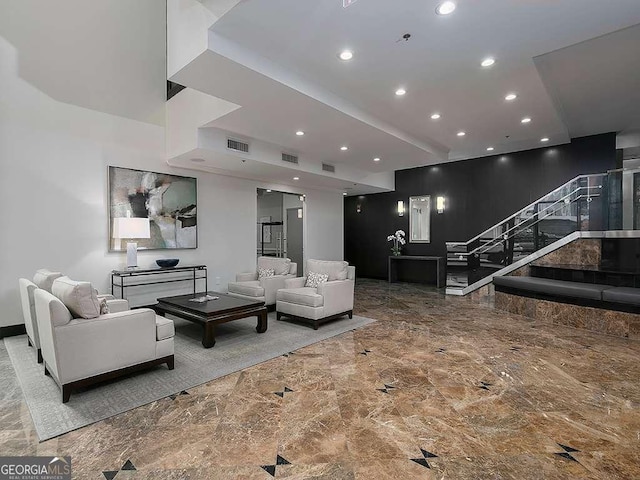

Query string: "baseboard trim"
[[0, 324, 26, 339]]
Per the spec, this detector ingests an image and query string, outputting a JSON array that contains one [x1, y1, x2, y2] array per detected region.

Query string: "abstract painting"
[[109, 166, 197, 251]]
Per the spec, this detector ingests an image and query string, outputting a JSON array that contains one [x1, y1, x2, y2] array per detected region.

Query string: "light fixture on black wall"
[[397, 200, 405, 216], [436, 196, 445, 214], [356, 204, 362, 213]]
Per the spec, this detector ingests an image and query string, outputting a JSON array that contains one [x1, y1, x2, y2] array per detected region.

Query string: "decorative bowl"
[[156, 259, 179, 268]]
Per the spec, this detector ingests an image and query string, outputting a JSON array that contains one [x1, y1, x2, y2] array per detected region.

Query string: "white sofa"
[[227, 257, 298, 308], [19, 270, 128, 364], [276, 259, 355, 329], [34, 284, 175, 403]]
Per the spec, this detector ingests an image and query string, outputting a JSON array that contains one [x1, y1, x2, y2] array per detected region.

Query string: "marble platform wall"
[[468, 284, 493, 303], [495, 291, 640, 339], [507, 238, 602, 278], [532, 238, 601, 267]]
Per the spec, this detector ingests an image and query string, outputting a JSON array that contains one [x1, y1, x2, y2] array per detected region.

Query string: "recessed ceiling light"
[[431, 113, 441, 120], [338, 50, 353, 61], [293, 177, 300, 181], [435, 1, 456, 15], [295, 130, 305, 136], [340, 146, 348, 151], [373, 157, 381, 162], [457, 131, 466, 137], [487, 147, 495, 151], [505, 93, 517, 101], [521, 117, 532, 124], [541, 137, 549, 142], [481, 57, 496, 68], [266, 189, 272, 193], [395, 88, 406, 96], [191, 158, 205, 163]]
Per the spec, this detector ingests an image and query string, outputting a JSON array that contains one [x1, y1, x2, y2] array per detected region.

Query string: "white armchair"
[[276, 259, 355, 329], [34, 288, 175, 403], [19, 278, 42, 363], [19, 271, 129, 364], [228, 256, 298, 308]]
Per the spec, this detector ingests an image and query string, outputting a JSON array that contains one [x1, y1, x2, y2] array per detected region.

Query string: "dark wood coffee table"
[[155, 292, 267, 348]]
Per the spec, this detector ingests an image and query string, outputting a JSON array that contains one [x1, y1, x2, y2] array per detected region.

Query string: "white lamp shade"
[[112, 217, 151, 239]]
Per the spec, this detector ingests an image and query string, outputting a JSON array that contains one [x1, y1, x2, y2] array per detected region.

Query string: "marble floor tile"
[[1, 279, 639, 479], [277, 391, 349, 464]]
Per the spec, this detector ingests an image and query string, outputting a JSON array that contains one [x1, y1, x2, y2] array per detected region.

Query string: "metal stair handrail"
[[446, 173, 607, 248], [452, 186, 601, 258]]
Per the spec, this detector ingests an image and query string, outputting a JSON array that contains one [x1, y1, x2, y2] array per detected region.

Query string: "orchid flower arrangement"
[[387, 230, 406, 256]]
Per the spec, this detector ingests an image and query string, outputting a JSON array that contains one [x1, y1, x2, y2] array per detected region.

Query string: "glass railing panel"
[[446, 172, 611, 289], [607, 170, 623, 230]]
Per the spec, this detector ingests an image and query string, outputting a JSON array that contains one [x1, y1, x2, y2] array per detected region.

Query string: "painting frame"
[[108, 166, 198, 252], [409, 195, 431, 244], [259, 216, 272, 244]]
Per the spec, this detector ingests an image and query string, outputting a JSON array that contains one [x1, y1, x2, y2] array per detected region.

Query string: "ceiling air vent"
[[281, 153, 299, 164], [227, 138, 250, 153], [322, 163, 336, 173]]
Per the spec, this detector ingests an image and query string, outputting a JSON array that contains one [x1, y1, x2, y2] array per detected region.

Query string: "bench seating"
[[602, 287, 640, 306], [493, 275, 640, 338], [494, 276, 640, 309]]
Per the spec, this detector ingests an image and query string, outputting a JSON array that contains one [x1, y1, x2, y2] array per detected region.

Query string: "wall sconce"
[[397, 200, 405, 216], [436, 196, 445, 214], [356, 204, 362, 213], [297, 208, 303, 219]]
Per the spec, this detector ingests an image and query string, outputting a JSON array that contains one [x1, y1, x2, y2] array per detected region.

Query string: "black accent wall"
[[345, 133, 617, 279]]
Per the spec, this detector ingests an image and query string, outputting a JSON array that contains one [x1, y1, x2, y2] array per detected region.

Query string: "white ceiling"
[[182, 0, 640, 168], [167, 148, 391, 195], [535, 23, 640, 138], [172, 48, 444, 172], [0, 0, 166, 125]]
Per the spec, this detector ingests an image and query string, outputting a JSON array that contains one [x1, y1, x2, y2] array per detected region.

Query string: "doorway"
[[257, 189, 304, 266]]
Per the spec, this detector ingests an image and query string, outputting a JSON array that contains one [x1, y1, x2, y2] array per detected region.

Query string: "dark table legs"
[[157, 302, 268, 349], [202, 323, 216, 348], [256, 308, 268, 333], [199, 307, 268, 348]]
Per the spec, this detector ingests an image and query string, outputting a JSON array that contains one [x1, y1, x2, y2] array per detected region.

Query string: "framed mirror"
[[409, 195, 431, 243]]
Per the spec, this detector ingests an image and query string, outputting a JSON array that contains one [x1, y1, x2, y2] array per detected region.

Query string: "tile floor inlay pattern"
[[1, 279, 639, 478]]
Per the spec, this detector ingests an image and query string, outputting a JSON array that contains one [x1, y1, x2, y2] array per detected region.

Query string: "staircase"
[[445, 171, 622, 295]]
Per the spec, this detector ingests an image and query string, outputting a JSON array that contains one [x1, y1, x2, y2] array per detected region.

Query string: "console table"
[[388, 256, 446, 288], [111, 265, 208, 302]]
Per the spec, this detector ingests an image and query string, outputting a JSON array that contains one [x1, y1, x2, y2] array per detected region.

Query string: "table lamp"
[[113, 217, 151, 268]]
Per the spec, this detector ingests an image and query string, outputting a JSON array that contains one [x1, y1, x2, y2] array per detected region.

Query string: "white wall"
[[167, 0, 217, 79], [0, 90, 342, 323], [0, 100, 259, 322], [0, 3, 345, 327], [303, 189, 345, 269]]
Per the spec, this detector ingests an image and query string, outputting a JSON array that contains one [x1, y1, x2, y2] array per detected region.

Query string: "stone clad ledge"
[[495, 292, 640, 339]]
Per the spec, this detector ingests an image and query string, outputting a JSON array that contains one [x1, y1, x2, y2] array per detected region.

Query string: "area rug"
[[4, 313, 375, 441]]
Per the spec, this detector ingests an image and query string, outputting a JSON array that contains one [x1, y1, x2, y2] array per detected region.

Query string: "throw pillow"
[[257, 257, 291, 275], [33, 269, 63, 293], [305, 271, 329, 288], [99, 298, 110, 315], [258, 268, 275, 279], [51, 276, 101, 319]]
